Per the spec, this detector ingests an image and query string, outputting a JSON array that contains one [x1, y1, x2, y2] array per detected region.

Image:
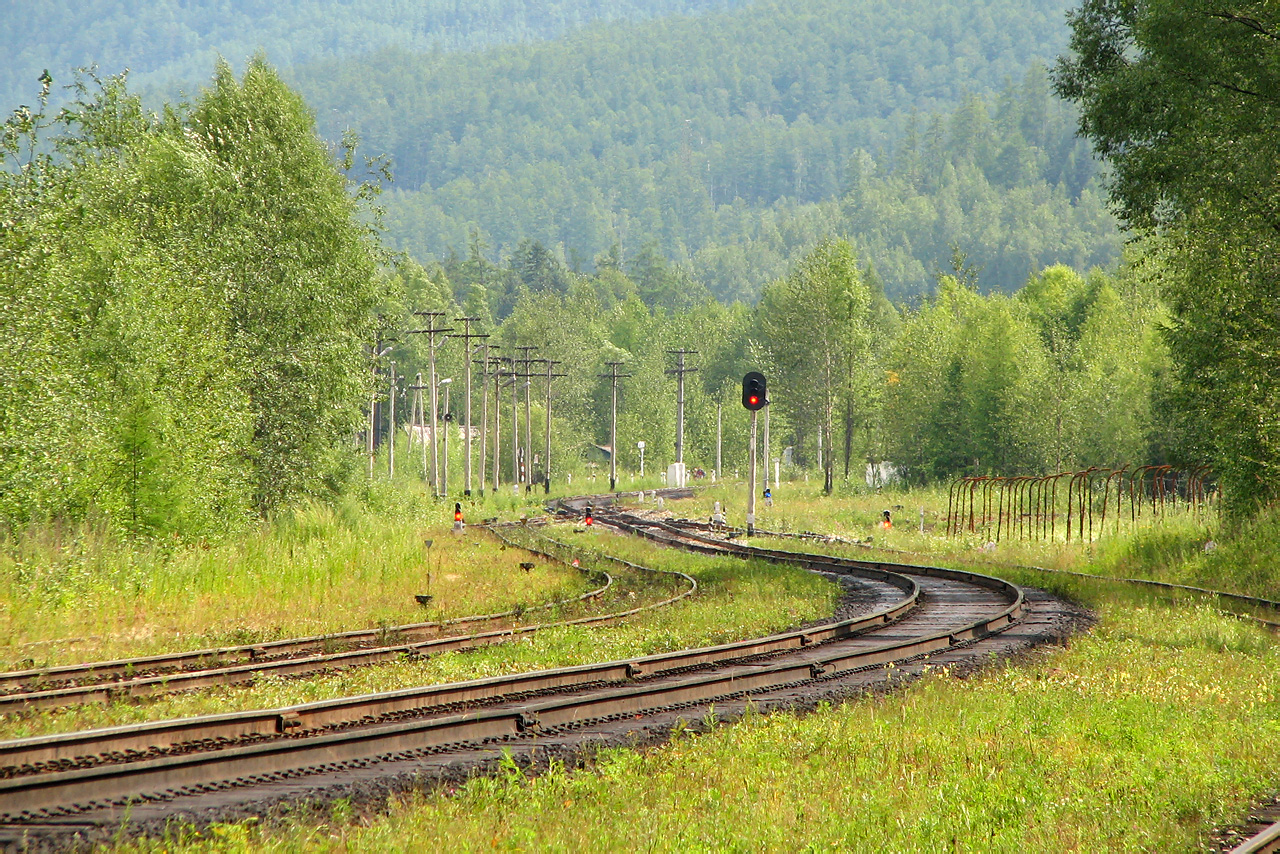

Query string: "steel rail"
[[0, 551, 612, 700], [0, 513, 696, 716], [1232, 821, 1280, 853], [0, 526, 894, 772], [0, 556, 1016, 823]]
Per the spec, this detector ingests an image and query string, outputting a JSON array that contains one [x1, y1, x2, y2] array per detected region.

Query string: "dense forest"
[[0, 0, 743, 114], [293, 0, 1113, 300], [3, 0, 1108, 302]]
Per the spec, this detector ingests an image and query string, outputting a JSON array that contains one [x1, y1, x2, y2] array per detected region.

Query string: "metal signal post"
[[742, 372, 767, 536]]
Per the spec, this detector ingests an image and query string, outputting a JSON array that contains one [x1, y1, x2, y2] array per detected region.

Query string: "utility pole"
[[408, 311, 452, 497], [600, 362, 631, 492], [368, 333, 393, 480], [388, 361, 397, 479], [492, 355, 509, 492], [747, 408, 758, 535], [716, 402, 722, 479], [474, 342, 494, 495], [409, 374, 428, 479], [439, 379, 452, 495], [515, 345, 538, 484], [510, 358, 521, 488], [762, 398, 770, 491], [665, 349, 698, 480], [543, 359, 565, 494], [454, 317, 487, 497]]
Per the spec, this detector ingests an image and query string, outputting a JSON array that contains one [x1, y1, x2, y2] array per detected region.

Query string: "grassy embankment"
[[102, 481, 1280, 853]]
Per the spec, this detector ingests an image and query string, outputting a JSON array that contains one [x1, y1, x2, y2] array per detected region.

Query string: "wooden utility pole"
[[600, 362, 631, 492], [474, 342, 494, 495], [515, 346, 538, 483], [408, 311, 452, 497], [665, 349, 698, 473], [542, 359, 565, 494], [409, 374, 428, 479], [453, 317, 487, 497]]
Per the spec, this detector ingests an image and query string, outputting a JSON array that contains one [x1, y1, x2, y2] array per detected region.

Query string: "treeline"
[[293, 0, 1105, 301], [0, 61, 383, 536], [373, 232, 1169, 500], [373, 67, 1118, 304]]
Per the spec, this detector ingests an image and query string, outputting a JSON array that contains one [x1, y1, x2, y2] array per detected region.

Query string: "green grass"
[[17, 485, 1280, 852], [0, 522, 836, 741], [0, 497, 593, 670]]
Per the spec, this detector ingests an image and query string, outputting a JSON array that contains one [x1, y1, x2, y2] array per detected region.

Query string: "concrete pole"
[[512, 367, 520, 487], [492, 366, 503, 492], [388, 361, 396, 480], [716, 402, 722, 479], [478, 343, 489, 495], [610, 367, 618, 491], [544, 360, 555, 494], [464, 338, 473, 496], [428, 344, 440, 497], [675, 351, 686, 465], [441, 381, 450, 496], [416, 372, 427, 479]]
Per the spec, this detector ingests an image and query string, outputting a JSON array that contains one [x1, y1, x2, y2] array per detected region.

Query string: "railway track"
[[0, 498, 1084, 852], [0, 523, 691, 716]]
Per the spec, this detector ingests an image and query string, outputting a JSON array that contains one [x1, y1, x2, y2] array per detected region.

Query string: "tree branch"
[[1205, 11, 1280, 43]]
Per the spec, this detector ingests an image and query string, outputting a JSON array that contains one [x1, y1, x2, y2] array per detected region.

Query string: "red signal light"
[[454, 502, 464, 523], [742, 372, 767, 411], [584, 503, 594, 526]]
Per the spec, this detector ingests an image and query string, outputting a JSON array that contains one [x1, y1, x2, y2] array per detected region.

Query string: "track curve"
[[0, 497, 1087, 853]]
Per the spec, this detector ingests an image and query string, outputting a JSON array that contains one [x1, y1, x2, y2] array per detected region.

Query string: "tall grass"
[[0, 490, 589, 670]]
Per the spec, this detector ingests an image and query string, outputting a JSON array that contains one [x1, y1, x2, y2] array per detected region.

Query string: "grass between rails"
[[0, 522, 836, 741], [94, 487, 1280, 853]]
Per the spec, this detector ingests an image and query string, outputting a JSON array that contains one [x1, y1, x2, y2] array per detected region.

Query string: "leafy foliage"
[[0, 60, 382, 533], [289, 0, 1116, 301], [1055, 0, 1280, 515]]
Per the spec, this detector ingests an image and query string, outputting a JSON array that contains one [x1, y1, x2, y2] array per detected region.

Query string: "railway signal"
[[584, 504, 594, 527], [742, 371, 766, 411], [453, 502, 465, 532], [742, 371, 767, 535]]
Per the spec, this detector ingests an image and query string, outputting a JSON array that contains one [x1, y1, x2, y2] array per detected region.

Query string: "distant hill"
[[290, 0, 1116, 301], [0, 0, 743, 112], [3, 0, 1118, 302]]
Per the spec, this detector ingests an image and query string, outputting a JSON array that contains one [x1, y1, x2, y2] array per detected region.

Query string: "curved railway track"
[[0, 524, 693, 716], [0, 497, 1085, 852]]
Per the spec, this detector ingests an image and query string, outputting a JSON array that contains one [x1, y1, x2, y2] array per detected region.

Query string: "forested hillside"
[[291, 0, 1117, 301], [0, 0, 740, 114]]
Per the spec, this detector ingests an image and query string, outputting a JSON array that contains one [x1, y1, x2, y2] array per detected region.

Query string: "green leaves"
[[0, 60, 383, 535], [1057, 0, 1280, 514]]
